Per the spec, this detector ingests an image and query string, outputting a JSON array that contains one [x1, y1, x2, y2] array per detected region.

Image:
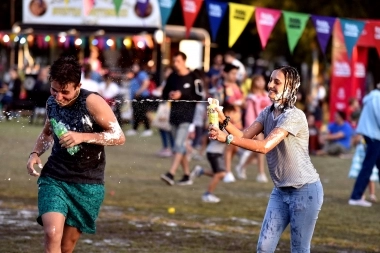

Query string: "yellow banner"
[[228, 3, 254, 48]]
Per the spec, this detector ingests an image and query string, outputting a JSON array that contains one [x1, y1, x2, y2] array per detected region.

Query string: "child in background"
[[235, 75, 271, 182], [190, 104, 237, 203], [347, 97, 361, 129], [221, 64, 244, 183], [348, 135, 378, 202]]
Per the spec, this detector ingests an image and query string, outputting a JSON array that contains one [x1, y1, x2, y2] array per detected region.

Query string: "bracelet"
[[29, 151, 40, 158], [219, 116, 231, 131]]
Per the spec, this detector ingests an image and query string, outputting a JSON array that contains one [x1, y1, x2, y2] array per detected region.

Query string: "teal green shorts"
[[37, 176, 104, 234]]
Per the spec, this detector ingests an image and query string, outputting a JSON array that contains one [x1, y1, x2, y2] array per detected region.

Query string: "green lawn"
[[0, 118, 379, 253]]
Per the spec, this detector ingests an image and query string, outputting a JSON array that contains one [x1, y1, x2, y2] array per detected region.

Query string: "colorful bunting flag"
[[206, 0, 227, 42], [113, 0, 123, 16], [283, 11, 310, 53], [228, 3, 254, 48], [159, 0, 176, 28], [180, 0, 203, 38], [255, 7, 281, 49], [84, 0, 94, 16], [311, 15, 336, 54], [340, 18, 365, 59]]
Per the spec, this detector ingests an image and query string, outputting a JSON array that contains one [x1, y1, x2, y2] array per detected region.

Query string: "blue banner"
[[206, 0, 227, 41], [340, 19, 365, 59], [159, 0, 176, 28]]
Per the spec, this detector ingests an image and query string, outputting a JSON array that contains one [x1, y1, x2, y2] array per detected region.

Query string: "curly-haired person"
[[209, 66, 323, 253], [26, 55, 125, 252]]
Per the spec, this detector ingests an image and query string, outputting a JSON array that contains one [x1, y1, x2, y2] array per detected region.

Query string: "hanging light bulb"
[[92, 39, 98, 46], [59, 36, 66, 43], [137, 40, 144, 49], [75, 38, 82, 46], [106, 39, 114, 47], [3, 34, 10, 43]]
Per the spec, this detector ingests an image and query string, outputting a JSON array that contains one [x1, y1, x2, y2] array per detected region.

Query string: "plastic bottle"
[[207, 98, 220, 128], [50, 118, 80, 155]]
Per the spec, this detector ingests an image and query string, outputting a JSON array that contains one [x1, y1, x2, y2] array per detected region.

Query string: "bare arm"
[[31, 119, 54, 156], [326, 131, 344, 140], [59, 94, 125, 148], [26, 119, 54, 176], [210, 126, 288, 154], [218, 108, 264, 139]]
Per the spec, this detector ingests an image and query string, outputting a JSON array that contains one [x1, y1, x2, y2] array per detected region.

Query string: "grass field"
[[0, 118, 379, 253]]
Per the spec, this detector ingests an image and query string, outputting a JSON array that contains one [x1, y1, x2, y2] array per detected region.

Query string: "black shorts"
[[206, 153, 226, 174]]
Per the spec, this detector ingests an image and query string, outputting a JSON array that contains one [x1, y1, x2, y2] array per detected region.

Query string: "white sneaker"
[[256, 173, 268, 183], [202, 193, 220, 203], [125, 129, 137, 136], [223, 172, 236, 183], [348, 199, 372, 207], [235, 165, 247, 180], [140, 129, 153, 137], [190, 165, 203, 181]]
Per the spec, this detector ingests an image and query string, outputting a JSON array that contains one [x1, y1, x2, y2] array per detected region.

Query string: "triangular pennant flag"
[[113, 0, 123, 16], [228, 3, 254, 48], [84, 0, 94, 16], [159, 0, 176, 28], [283, 11, 309, 53], [255, 7, 281, 49], [206, 0, 228, 42], [311, 15, 336, 54], [180, 0, 203, 38], [340, 19, 366, 60]]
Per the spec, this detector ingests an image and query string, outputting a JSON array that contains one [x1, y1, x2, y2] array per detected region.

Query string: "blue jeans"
[[350, 135, 380, 200], [257, 180, 323, 253], [159, 129, 174, 149]]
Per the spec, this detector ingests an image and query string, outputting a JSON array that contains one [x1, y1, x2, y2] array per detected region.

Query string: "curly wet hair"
[[49, 55, 81, 88], [275, 66, 301, 110]]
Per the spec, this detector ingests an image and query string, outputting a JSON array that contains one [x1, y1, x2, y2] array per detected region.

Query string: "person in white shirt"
[[98, 72, 120, 102], [80, 64, 99, 93]]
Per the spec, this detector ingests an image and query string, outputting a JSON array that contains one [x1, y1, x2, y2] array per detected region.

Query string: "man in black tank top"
[[26, 56, 125, 252]]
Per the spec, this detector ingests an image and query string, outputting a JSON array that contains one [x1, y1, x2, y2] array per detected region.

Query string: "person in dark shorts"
[[26, 56, 125, 252], [191, 104, 237, 203]]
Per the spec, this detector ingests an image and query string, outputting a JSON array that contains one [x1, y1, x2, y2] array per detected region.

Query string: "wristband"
[[219, 116, 231, 131], [29, 151, 40, 158]]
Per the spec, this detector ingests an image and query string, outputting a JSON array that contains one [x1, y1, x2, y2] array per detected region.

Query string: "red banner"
[[181, 0, 203, 38], [255, 7, 281, 49], [330, 20, 368, 122]]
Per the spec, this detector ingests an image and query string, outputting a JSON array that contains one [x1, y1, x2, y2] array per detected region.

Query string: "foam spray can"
[[207, 98, 220, 129]]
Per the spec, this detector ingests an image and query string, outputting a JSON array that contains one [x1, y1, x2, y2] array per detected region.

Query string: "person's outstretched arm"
[[216, 107, 264, 139], [209, 126, 288, 154], [59, 94, 125, 148]]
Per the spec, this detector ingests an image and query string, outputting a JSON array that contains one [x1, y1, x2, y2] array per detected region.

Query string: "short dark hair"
[[83, 63, 92, 78], [223, 63, 239, 73], [225, 50, 235, 57], [49, 55, 81, 88], [336, 110, 346, 121], [173, 51, 187, 61], [223, 103, 236, 114]]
